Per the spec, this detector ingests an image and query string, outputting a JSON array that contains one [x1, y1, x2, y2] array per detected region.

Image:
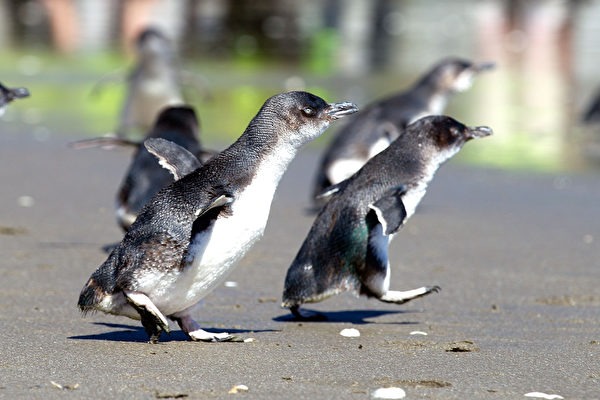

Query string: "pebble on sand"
[[371, 387, 406, 399], [339, 328, 360, 337], [17, 195, 35, 207], [228, 384, 249, 394], [524, 392, 564, 399]]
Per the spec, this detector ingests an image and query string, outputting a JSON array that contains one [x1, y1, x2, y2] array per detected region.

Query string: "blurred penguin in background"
[[71, 105, 216, 232], [582, 88, 600, 124], [0, 82, 30, 116], [311, 57, 494, 208], [113, 27, 186, 139]]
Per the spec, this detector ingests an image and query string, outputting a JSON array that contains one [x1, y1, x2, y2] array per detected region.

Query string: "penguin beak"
[[325, 102, 359, 120], [473, 61, 496, 72], [10, 87, 30, 99], [466, 126, 493, 140]]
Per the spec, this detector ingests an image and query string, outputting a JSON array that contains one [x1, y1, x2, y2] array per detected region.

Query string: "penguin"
[[0, 82, 30, 116], [116, 27, 186, 138], [114, 106, 214, 231], [72, 106, 215, 231], [312, 57, 494, 207], [78, 91, 358, 343], [582, 88, 600, 124], [282, 115, 493, 320]]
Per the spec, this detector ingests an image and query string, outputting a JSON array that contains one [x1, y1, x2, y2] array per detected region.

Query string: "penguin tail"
[[77, 277, 107, 315], [78, 250, 121, 315]]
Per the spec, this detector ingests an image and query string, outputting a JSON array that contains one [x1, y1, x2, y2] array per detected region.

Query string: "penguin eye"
[[301, 107, 315, 117]]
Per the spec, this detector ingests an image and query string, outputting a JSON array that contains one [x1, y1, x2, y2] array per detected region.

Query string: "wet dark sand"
[[1, 132, 599, 399]]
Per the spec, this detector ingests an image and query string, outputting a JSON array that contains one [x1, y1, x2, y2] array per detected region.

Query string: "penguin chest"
[[189, 188, 272, 273], [168, 178, 278, 311]]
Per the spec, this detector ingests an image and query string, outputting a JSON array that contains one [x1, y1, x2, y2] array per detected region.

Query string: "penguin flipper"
[[368, 185, 408, 235], [194, 194, 233, 219], [144, 137, 202, 180], [186, 192, 234, 241], [124, 290, 170, 343]]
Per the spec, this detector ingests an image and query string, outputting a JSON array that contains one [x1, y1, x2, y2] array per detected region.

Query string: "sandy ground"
[[0, 131, 599, 399]]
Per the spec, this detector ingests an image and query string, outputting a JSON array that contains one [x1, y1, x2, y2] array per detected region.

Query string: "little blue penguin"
[[582, 88, 600, 124], [282, 115, 492, 320], [0, 82, 30, 116], [312, 57, 494, 207], [78, 91, 358, 343], [115, 106, 214, 231], [116, 27, 186, 138], [72, 106, 215, 231]]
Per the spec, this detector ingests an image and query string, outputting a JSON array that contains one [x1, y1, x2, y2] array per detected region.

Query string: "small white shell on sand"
[[50, 381, 79, 390], [409, 331, 428, 336], [339, 328, 360, 337], [243, 338, 255, 343], [224, 281, 238, 288], [228, 384, 249, 394], [524, 392, 564, 399], [17, 195, 35, 208], [371, 387, 406, 399]]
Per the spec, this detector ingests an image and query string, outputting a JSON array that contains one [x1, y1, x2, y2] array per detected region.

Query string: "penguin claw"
[[429, 285, 441, 293], [148, 333, 161, 344]]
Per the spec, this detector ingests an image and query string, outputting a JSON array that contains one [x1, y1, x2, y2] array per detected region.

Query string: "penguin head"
[[135, 27, 174, 60], [428, 57, 495, 93], [150, 106, 199, 141], [410, 115, 493, 162], [0, 82, 30, 106], [259, 91, 358, 148]]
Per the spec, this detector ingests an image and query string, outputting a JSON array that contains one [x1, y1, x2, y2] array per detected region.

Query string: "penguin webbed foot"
[[378, 285, 441, 305], [289, 305, 328, 321], [124, 291, 170, 344], [188, 329, 237, 342], [171, 314, 240, 342]]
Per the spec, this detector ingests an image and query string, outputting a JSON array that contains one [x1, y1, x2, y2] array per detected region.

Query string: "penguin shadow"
[[273, 309, 422, 325], [69, 322, 274, 343]]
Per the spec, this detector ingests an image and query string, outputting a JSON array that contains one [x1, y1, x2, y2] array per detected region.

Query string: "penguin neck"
[[140, 55, 177, 79], [227, 120, 299, 190], [410, 76, 450, 115]]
